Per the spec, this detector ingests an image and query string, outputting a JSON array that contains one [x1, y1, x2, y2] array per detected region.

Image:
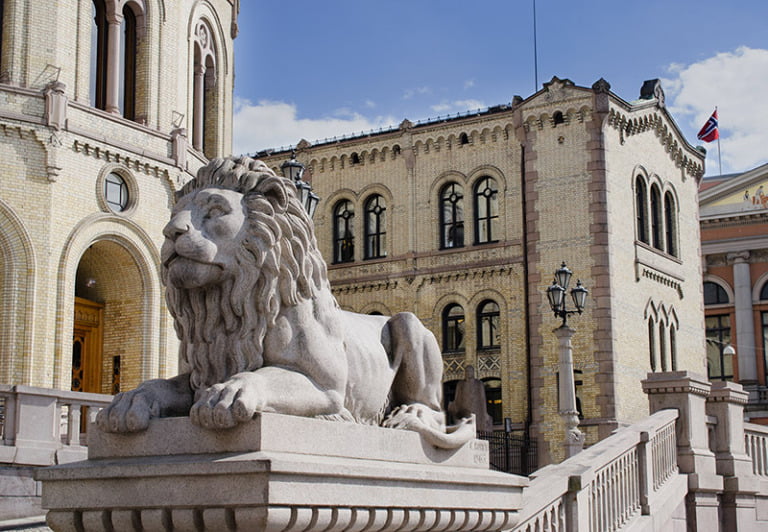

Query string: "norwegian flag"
[[697, 109, 719, 143]]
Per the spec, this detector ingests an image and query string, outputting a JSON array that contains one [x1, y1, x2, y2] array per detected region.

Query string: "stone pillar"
[[642, 371, 722, 532], [707, 381, 760, 531], [105, 12, 123, 115], [555, 325, 583, 458], [729, 251, 757, 383], [192, 64, 205, 150]]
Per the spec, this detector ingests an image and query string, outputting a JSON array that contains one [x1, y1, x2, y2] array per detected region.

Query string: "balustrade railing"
[[512, 409, 679, 532], [745, 422, 768, 477], [0, 384, 112, 466]]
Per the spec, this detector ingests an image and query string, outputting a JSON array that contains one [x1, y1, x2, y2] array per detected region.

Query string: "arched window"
[[477, 300, 500, 349], [333, 200, 354, 263], [192, 20, 218, 158], [474, 176, 499, 244], [648, 319, 656, 371], [664, 192, 677, 257], [553, 111, 565, 125], [760, 281, 768, 301], [440, 183, 464, 249], [670, 326, 677, 371], [635, 176, 648, 244], [483, 378, 503, 425], [119, 5, 137, 119], [459, 132, 469, 145], [442, 304, 465, 352], [90, 1, 141, 119], [350, 153, 360, 165], [703, 281, 729, 305], [659, 322, 667, 371], [363, 194, 386, 259], [650, 185, 662, 250], [90, 0, 108, 110]]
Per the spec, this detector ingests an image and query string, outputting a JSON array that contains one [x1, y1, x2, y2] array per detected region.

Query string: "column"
[[729, 251, 756, 383], [105, 11, 123, 115], [555, 325, 584, 458], [192, 63, 205, 150], [707, 381, 760, 531], [642, 371, 722, 532]]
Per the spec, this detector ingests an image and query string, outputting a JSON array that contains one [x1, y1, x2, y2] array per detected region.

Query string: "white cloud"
[[430, 99, 486, 115], [232, 98, 397, 155], [464, 79, 475, 89], [663, 46, 768, 174], [403, 86, 431, 100]]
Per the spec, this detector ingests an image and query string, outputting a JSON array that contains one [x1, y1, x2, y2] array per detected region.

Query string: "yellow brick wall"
[[260, 79, 706, 465], [0, 0, 237, 391]]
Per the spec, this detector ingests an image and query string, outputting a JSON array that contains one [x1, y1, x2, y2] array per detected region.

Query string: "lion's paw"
[[190, 373, 265, 429], [382, 403, 445, 431], [95, 389, 160, 433]]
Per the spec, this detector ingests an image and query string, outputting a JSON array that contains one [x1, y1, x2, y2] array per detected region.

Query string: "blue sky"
[[232, 1, 768, 176]]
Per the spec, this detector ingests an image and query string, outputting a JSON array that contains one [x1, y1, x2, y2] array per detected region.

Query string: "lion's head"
[[161, 156, 330, 392]]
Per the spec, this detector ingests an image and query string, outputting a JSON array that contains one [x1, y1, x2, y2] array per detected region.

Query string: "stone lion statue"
[[96, 156, 474, 448]]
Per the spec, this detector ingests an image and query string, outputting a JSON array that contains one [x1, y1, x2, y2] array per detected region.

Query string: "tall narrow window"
[[440, 183, 464, 249], [192, 21, 218, 157], [670, 326, 677, 371], [90, 0, 108, 110], [483, 378, 503, 425], [648, 319, 656, 371], [650, 185, 662, 250], [0, 0, 5, 71], [333, 200, 354, 263], [442, 304, 465, 352], [659, 322, 667, 371], [364, 195, 386, 259], [635, 176, 648, 244], [119, 6, 137, 119], [706, 315, 732, 381], [474, 176, 499, 244], [477, 300, 500, 349], [664, 192, 677, 257]]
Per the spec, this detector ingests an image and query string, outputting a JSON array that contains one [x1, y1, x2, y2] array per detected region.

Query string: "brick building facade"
[[699, 162, 768, 422], [259, 77, 708, 463], [0, 0, 237, 393]]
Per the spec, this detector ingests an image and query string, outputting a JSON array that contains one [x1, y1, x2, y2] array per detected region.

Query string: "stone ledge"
[[86, 413, 488, 469]]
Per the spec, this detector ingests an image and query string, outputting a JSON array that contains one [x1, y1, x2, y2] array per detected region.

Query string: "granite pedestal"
[[37, 413, 527, 531]]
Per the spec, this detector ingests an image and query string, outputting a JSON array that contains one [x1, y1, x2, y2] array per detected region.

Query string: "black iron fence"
[[477, 430, 537, 476]]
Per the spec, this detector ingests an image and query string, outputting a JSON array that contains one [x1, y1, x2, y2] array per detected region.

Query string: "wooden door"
[[72, 297, 104, 393]]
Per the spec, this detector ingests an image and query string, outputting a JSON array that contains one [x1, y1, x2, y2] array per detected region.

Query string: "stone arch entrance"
[[73, 240, 145, 394]]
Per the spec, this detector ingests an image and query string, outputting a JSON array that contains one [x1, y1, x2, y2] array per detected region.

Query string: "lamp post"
[[546, 262, 589, 458], [281, 149, 320, 218]]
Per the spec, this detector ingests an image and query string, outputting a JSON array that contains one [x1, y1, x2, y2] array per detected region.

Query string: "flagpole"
[[716, 106, 722, 175]]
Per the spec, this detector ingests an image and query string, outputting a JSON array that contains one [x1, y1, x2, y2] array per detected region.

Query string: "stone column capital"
[[727, 251, 750, 264], [642, 370, 712, 398]]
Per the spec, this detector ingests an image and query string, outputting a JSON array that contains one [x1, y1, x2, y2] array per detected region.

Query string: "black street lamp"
[[281, 150, 320, 218], [546, 262, 588, 326], [545, 261, 589, 458]]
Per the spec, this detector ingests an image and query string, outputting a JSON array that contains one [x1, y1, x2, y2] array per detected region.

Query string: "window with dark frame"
[[477, 300, 500, 349], [333, 200, 355, 263], [105, 173, 129, 212], [90, 0, 108, 110], [664, 192, 677, 257], [648, 319, 656, 371], [474, 176, 499, 244], [119, 5, 137, 119], [363, 194, 386, 259], [442, 304, 465, 352], [635, 176, 648, 244], [704, 281, 729, 305], [650, 185, 662, 250], [440, 182, 464, 249], [706, 314, 732, 381]]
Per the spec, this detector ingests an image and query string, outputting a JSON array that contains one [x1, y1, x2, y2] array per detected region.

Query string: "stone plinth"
[[37, 413, 527, 531]]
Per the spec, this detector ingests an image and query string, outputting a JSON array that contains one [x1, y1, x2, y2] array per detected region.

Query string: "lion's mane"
[[164, 156, 331, 392]]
